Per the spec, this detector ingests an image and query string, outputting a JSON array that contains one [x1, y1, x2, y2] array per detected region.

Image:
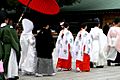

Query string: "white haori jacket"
[[73, 30, 92, 61], [55, 28, 74, 60]]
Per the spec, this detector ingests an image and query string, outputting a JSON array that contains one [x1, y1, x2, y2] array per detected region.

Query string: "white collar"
[[1, 23, 7, 27]]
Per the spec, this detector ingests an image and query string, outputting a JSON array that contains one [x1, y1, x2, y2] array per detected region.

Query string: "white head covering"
[[0, 23, 7, 27], [22, 18, 34, 34]]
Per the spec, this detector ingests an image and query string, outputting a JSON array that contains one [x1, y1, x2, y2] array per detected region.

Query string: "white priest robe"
[[55, 28, 74, 69], [90, 27, 107, 66], [107, 26, 120, 61]]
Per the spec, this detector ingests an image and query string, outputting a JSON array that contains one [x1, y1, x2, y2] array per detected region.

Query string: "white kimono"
[[55, 28, 74, 60], [73, 30, 92, 61], [107, 26, 120, 61], [8, 48, 18, 78], [19, 18, 37, 73], [90, 27, 107, 66]]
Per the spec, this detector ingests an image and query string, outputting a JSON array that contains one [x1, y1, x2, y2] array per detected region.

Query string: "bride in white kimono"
[[19, 18, 37, 74]]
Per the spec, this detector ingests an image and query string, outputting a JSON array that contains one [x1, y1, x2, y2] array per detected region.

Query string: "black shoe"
[[107, 60, 111, 66], [8, 76, 19, 80], [14, 76, 19, 79], [90, 62, 93, 68], [115, 63, 120, 66], [96, 66, 104, 68], [7, 78, 16, 80]]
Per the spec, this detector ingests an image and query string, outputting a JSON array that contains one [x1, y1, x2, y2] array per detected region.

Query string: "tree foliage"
[[7, 0, 18, 7], [7, 0, 18, 8], [57, 0, 82, 7]]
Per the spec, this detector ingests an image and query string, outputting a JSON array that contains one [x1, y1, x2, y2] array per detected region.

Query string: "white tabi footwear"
[[35, 73, 43, 77], [76, 67, 81, 72]]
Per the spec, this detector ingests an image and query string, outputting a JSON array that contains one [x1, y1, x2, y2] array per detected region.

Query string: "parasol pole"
[[17, 0, 32, 25]]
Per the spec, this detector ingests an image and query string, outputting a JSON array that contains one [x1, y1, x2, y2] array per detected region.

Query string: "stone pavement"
[[19, 65, 120, 80], [19, 52, 120, 80]]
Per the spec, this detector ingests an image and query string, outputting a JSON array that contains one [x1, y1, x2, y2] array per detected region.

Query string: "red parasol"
[[18, 0, 60, 15]]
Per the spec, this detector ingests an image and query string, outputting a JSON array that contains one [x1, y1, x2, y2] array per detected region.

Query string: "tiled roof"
[[61, 0, 120, 11]]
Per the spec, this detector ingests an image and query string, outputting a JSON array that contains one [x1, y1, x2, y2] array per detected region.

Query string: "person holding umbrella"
[[0, 10, 7, 80], [0, 12, 20, 80]]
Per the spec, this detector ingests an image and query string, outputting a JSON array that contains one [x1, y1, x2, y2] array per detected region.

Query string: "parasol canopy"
[[18, 0, 60, 15]]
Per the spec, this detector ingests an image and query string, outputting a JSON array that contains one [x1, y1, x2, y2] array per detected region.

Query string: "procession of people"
[[0, 11, 120, 80]]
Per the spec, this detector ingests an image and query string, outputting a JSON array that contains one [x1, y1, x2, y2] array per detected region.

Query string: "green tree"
[[7, 0, 18, 8]]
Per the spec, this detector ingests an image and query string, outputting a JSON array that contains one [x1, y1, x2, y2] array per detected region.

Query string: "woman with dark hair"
[[73, 23, 92, 72], [55, 22, 74, 71]]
